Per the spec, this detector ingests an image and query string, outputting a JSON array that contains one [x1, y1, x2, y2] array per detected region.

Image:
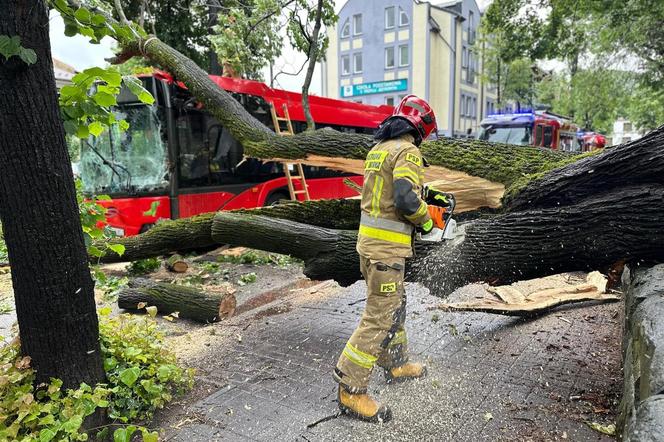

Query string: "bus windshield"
[[80, 105, 168, 194], [479, 125, 532, 145]]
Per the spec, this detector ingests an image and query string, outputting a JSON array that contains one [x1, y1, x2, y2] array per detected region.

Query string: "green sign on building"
[[341, 79, 408, 98]]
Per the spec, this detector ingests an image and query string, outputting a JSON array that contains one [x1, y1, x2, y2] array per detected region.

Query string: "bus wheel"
[[139, 223, 155, 234], [264, 192, 290, 206]]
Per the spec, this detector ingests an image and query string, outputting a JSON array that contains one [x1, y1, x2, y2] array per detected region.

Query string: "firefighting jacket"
[[356, 134, 432, 259]]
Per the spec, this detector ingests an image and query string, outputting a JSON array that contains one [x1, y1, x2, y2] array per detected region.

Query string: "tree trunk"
[[207, 183, 664, 294], [301, 0, 324, 131], [98, 199, 361, 263], [118, 279, 236, 322], [0, 1, 105, 389]]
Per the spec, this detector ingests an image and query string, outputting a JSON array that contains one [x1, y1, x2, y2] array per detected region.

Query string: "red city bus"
[[79, 72, 393, 236], [479, 109, 582, 152]]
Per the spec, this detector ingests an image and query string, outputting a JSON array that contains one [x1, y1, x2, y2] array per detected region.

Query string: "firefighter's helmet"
[[393, 95, 438, 141]]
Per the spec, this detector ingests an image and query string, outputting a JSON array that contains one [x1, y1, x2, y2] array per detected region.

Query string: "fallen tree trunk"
[[117, 279, 236, 322], [98, 199, 361, 263], [207, 184, 664, 294]]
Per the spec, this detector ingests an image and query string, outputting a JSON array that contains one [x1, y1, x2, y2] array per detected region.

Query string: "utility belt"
[[358, 213, 414, 246]]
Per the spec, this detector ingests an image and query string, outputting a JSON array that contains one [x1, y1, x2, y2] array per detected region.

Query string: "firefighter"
[[334, 95, 441, 422]]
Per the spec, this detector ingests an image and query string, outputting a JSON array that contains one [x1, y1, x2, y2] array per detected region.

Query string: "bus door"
[[534, 123, 555, 148]]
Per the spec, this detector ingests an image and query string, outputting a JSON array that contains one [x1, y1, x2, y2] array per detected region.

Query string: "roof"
[[151, 71, 393, 130]]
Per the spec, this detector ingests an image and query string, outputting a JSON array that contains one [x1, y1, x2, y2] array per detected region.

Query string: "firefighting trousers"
[[333, 255, 408, 392]]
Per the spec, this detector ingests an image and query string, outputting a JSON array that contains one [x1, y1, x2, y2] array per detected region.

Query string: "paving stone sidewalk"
[[158, 275, 623, 441]]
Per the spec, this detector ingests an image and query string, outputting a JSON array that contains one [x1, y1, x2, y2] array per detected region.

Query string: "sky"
[[49, 0, 494, 93]]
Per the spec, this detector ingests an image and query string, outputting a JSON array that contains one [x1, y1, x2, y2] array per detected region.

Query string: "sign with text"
[[341, 79, 408, 98]]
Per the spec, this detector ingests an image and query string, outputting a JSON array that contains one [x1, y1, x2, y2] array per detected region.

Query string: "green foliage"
[[101, 0, 211, 69], [286, 0, 337, 62], [210, 0, 284, 79], [98, 308, 194, 422], [0, 35, 37, 65], [58, 66, 153, 141], [216, 250, 301, 267], [238, 272, 257, 285], [127, 258, 161, 276], [75, 179, 125, 260], [95, 275, 129, 302], [0, 302, 13, 315], [50, 0, 145, 45], [537, 68, 632, 133], [0, 225, 7, 263], [0, 309, 190, 441], [624, 84, 664, 131], [210, 0, 336, 80]]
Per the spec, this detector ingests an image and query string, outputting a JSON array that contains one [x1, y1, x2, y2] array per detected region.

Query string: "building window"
[[353, 53, 363, 73], [385, 47, 395, 69], [385, 7, 395, 29], [398, 94, 407, 101], [340, 18, 350, 38], [353, 14, 362, 35], [472, 97, 477, 118], [341, 55, 350, 75], [399, 44, 409, 67], [386, 96, 395, 106], [399, 8, 410, 26], [462, 48, 467, 68]]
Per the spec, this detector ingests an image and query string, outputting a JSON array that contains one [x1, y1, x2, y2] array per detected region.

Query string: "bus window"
[[177, 109, 222, 187], [534, 124, 543, 146], [542, 126, 553, 148]]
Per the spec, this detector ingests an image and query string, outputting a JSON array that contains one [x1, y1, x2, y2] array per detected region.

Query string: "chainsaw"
[[417, 187, 457, 243]]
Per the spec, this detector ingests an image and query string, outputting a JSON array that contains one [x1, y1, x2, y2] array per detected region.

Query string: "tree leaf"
[[18, 48, 36, 65], [38, 428, 56, 442], [108, 244, 125, 257], [88, 121, 104, 137], [145, 306, 158, 318], [74, 7, 92, 23], [141, 430, 159, 442], [93, 92, 117, 107], [0, 35, 21, 58], [118, 367, 141, 387]]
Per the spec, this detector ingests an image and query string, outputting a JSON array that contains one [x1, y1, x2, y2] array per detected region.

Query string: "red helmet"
[[393, 95, 438, 140]]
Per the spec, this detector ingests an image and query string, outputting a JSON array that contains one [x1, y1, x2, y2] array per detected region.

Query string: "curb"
[[619, 264, 664, 441]]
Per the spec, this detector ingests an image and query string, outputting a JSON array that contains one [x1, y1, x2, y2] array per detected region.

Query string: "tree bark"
[[118, 279, 236, 322], [206, 183, 664, 294], [0, 1, 105, 389], [98, 199, 361, 263]]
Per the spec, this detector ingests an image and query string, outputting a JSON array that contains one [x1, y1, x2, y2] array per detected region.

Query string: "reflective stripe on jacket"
[[357, 134, 431, 259]]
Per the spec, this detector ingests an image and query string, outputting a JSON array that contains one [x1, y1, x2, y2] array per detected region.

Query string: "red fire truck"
[[80, 73, 393, 236], [478, 109, 582, 152]]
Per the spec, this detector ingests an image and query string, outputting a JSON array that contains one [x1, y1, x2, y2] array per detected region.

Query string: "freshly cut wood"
[[435, 272, 620, 316], [118, 279, 236, 322], [165, 254, 188, 273]]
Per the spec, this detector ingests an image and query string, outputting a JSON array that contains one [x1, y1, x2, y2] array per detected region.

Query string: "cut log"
[[165, 254, 188, 273], [117, 279, 236, 322]]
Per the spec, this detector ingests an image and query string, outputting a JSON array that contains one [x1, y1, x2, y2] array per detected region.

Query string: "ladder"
[[269, 103, 310, 201]]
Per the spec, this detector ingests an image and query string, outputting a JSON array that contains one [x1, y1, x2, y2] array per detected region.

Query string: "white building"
[[53, 58, 76, 88], [610, 118, 643, 146]]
